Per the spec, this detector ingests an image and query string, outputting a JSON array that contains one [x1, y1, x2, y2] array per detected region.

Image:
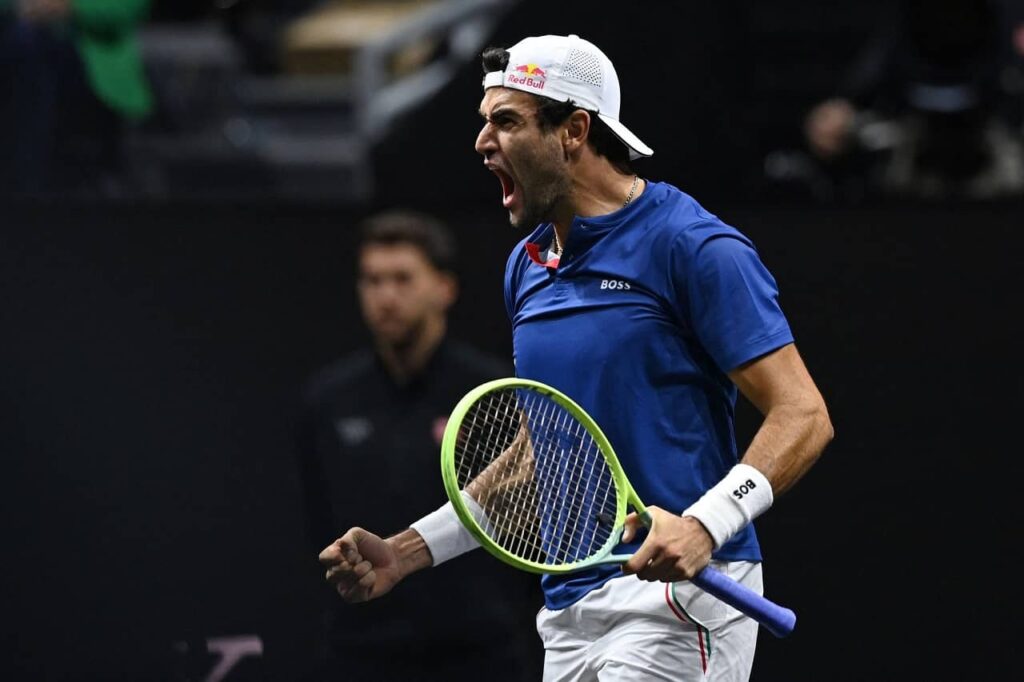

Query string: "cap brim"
[[598, 114, 653, 160]]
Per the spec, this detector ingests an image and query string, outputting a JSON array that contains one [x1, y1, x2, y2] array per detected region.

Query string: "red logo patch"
[[509, 63, 546, 90]]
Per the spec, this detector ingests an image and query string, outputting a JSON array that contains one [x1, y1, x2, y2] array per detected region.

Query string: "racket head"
[[441, 378, 635, 574]]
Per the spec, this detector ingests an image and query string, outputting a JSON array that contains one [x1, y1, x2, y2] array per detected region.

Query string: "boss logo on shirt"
[[600, 279, 631, 290]]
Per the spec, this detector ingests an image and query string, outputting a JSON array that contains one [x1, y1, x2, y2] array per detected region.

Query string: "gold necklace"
[[623, 174, 639, 208]]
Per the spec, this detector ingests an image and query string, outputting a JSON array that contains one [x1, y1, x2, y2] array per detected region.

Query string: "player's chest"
[[513, 258, 674, 330]]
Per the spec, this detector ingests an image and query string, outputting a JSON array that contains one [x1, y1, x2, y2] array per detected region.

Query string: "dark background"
[[2, 199, 1014, 680], [2, 0, 1020, 679]]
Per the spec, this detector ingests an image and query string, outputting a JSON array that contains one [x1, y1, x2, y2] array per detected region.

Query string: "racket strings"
[[453, 388, 619, 566], [546, 404, 616, 563], [460, 391, 543, 557], [524, 394, 617, 564], [470, 392, 611, 561]]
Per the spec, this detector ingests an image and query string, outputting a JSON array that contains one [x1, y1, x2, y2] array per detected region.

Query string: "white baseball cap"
[[483, 34, 654, 159]]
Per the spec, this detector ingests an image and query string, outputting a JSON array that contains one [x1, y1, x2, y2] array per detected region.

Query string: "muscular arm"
[[387, 527, 436, 575], [623, 342, 832, 581], [728, 342, 833, 496]]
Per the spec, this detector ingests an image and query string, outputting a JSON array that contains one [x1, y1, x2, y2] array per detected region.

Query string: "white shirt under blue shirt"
[[504, 180, 795, 611]]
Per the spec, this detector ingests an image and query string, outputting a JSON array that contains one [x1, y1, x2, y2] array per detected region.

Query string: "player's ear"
[[563, 110, 591, 156]]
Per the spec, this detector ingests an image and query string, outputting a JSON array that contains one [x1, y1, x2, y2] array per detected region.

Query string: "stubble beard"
[[510, 200, 554, 231], [509, 172, 571, 231]]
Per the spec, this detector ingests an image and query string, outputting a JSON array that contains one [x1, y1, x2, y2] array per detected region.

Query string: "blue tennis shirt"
[[504, 181, 794, 610]]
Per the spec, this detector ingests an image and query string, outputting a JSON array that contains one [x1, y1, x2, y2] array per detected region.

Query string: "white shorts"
[[536, 561, 762, 682]]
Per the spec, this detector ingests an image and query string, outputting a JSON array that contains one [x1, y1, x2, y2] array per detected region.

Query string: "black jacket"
[[294, 337, 544, 681]]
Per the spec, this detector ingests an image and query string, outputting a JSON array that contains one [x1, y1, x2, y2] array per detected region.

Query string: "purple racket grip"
[[691, 566, 796, 638]]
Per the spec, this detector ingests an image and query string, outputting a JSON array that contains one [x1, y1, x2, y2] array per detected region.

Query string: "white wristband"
[[409, 494, 481, 566], [682, 463, 774, 549]]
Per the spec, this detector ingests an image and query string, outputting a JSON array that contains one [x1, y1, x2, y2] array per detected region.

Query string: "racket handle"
[[691, 566, 796, 638]]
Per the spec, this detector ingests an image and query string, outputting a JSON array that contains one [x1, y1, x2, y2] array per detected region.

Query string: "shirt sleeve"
[[671, 227, 794, 373]]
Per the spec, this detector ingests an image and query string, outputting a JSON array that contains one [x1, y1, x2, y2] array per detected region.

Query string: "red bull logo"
[[508, 63, 546, 90]]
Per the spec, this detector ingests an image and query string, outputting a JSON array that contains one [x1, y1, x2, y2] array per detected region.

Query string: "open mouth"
[[492, 166, 518, 209]]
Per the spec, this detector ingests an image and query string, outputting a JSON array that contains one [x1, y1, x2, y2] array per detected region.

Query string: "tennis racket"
[[440, 377, 796, 638]]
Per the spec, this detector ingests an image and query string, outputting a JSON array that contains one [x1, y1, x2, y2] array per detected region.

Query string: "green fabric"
[[1, 0, 153, 118], [72, 0, 153, 119], [74, 0, 149, 35]]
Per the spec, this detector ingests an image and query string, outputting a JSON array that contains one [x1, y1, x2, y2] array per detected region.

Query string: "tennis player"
[[320, 34, 834, 681]]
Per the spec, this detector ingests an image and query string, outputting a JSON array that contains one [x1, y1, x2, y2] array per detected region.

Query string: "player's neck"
[[377, 316, 446, 384], [553, 160, 641, 234]]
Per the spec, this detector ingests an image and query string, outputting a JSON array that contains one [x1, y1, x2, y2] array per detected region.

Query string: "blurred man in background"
[[294, 210, 543, 681], [0, 0, 153, 197], [803, 0, 1024, 200]]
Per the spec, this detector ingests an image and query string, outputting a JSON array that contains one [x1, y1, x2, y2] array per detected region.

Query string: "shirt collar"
[[523, 179, 657, 268]]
